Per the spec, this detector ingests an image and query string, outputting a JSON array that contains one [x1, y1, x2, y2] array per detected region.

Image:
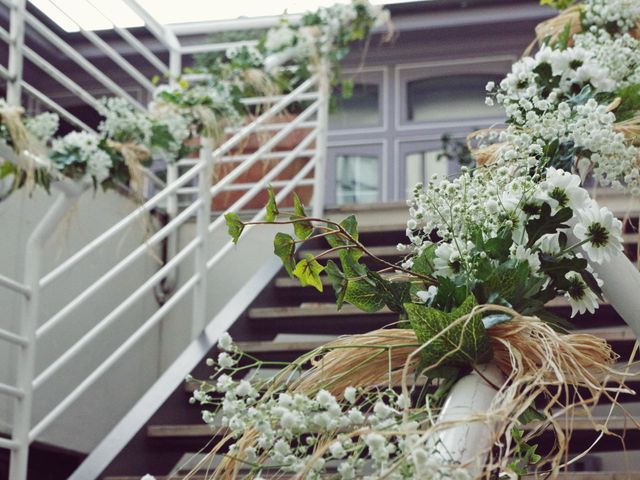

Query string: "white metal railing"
[[0, 2, 330, 479]]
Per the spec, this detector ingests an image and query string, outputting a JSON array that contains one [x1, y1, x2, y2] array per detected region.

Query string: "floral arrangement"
[[0, 0, 389, 200], [476, 0, 640, 195], [177, 1, 640, 478]]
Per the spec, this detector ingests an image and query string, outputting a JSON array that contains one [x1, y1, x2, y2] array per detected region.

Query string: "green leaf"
[[150, 123, 175, 150], [293, 254, 325, 292], [325, 260, 347, 310], [526, 204, 572, 248], [291, 193, 313, 240], [326, 215, 359, 247], [366, 271, 411, 314], [406, 295, 492, 376], [411, 244, 436, 276], [265, 185, 279, 222], [273, 232, 296, 277], [340, 251, 385, 312], [225, 212, 244, 244], [518, 406, 546, 424]]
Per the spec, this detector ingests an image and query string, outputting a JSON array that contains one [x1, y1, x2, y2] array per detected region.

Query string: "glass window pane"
[[407, 75, 498, 122], [336, 155, 379, 204], [405, 150, 447, 196], [330, 83, 380, 129]]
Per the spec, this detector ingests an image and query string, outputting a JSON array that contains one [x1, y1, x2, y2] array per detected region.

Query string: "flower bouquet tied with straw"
[[196, 171, 627, 478]]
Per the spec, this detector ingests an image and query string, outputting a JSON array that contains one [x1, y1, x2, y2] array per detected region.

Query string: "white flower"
[[536, 233, 562, 255], [511, 244, 541, 273], [343, 386, 357, 404], [217, 352, 235, 369], [573, 203, 623, 263], [25, 112, 59, 143], [235, 380, 255, 397], [329, 441, 347, 458], [543, 167, 589, 211], [564, 271, 599, 317], [416, 285, 438, 305], [265, 26, 296, 52], [218, 332, 233, 351]]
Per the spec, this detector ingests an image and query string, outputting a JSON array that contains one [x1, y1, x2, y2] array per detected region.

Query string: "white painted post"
[[6, 0, 27, 106], [312, 61, 330, 219], [433, 363, 505, 477], [169, 48, 182, 86], [10, 181, 85, 480], [191, 138, 213, 338]]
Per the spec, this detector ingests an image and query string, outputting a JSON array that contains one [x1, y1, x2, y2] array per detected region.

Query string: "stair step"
[[248, 298, 614, 319], [103, 474, 640, 480], [147, 417, 638, 440]]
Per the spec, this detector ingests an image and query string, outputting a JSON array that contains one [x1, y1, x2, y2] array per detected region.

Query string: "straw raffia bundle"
[[106, 140, 150, 198], [196, 305, 633, 479]]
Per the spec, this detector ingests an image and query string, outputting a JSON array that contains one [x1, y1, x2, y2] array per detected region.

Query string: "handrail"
[[0, 274, 30, 298], [0, 25, 104, 112], [33, 236, 201, 390], [40, 162, 204, 287], [36, 198, 202, 339], [29, 273, 201, 441], [47, 0, 155, 94], [84, 0, 169, 73], [207, 127, 319, 234], [209, 100, 320, 198], [1, 5, 330, 471], [213, 75, 319, 157], [17, 5, 147, 109]]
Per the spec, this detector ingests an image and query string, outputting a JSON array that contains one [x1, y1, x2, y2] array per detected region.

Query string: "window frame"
[[326, 140, 387, 207], [328, 66, 389, 136], [395, 55, 514, 131], [395, 136, 465, 199]]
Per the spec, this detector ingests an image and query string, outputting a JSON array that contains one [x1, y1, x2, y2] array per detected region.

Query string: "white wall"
[[0, 187, 162, 453]]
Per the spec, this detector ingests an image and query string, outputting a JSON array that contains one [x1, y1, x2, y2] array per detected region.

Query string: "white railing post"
[[312, 60, 330, 219], [9, 181, 85, 480], [191, 138, 213, 338], [6, 0, 27, 106], [169, 48, 182, 86]]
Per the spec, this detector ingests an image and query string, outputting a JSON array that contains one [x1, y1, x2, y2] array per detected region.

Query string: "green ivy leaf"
[[339, 250, 385, 313], [265, 185, 279, 222], [225, 212, 244, 244], [366, 271, 411, 314], [325, 260, 347, 310], [518, 406, 546, 425], [411, 243, 436, 276], [291, 193, 313, 240], [406, 295, 492, 376], [273, 232, 296, 277], [293, 254, 325, 292]]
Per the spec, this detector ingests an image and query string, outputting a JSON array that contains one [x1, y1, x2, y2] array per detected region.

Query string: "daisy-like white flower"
[[433, 243, 462, 277], [543, 167, 589, 211], [564, 271, 599, 317], [573, 203, 623, 263]]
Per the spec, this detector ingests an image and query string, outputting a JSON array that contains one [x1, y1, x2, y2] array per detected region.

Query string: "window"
[[405, 150, 448, 196], [330, 83, 381, 129], [406, 74, 499, 123], [336, 155, 379, 204]]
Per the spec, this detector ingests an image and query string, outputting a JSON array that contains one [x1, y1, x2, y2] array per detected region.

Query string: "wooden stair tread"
[[103, 474, 640, 480], [147, 416, 639, 439], [248, 297, 619, 318]]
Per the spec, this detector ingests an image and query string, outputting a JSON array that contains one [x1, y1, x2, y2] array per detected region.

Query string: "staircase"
[[98, 211, 640, 479]]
